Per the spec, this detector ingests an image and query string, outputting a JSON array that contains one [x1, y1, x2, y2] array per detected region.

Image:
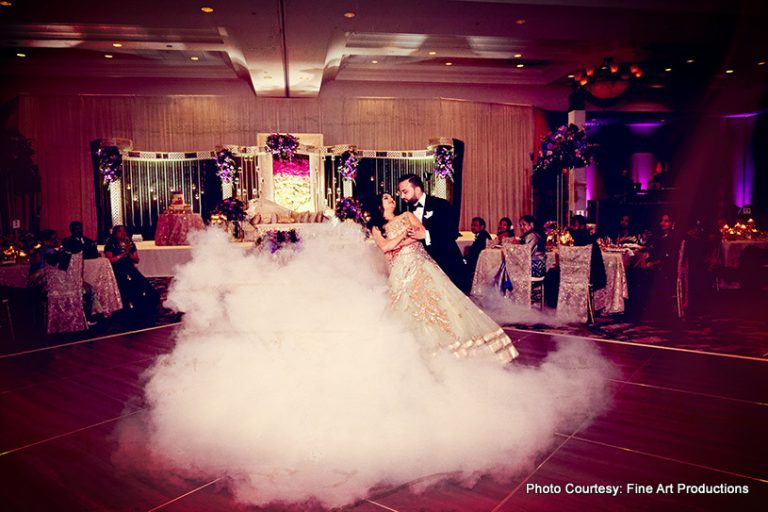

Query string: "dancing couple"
[[369, 174, 518, 363]]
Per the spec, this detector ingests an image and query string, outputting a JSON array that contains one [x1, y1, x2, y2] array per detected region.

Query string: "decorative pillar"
[[109, 179, 124, 225], [568, 110, 588, 218]]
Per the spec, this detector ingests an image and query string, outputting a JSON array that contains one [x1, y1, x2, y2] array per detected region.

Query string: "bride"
[[369, 193, 518, 363]]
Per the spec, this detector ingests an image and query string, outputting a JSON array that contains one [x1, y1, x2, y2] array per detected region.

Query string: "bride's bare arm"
[[371, 226, 409, 252]]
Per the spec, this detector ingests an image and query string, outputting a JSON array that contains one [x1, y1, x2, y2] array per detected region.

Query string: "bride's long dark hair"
[[364, 193, 399, 232]]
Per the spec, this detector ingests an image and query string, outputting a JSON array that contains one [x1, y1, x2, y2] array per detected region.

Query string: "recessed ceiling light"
[[725, 69, 734, 74], [516, 19, 526, 25], [514, 53, 523, 58], [201, 6, 214, 13], [516, 63, 524, 68], [104, 54, 113, 59], [686, 59, 694, 64], [190, 56, 199, 61], [428, 51, 436, 56], [567, 74, 574, 78], [0, 1, 13, 6], [371, 60, 379, 64], [343, 11, 356, 18], [16, 52, 26, 58], [664, 67, 672, 72], [112, 42, 123, 48], [445, 62, 453, 66], [758, 61, 766, 66]]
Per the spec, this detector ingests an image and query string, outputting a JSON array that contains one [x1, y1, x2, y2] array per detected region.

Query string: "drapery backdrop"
[[17, 94, 536, 236]]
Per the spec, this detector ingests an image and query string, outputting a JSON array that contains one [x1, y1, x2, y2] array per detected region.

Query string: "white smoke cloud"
[[116, 224, 616, 509]]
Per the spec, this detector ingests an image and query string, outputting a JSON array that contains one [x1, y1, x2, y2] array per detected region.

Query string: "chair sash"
[[44, 252, 87, 334], [556, 245, 592, 323], [501, 245, 533, 307]]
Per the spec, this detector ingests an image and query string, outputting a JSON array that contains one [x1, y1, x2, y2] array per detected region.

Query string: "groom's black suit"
[[414, 195, 470, 293]]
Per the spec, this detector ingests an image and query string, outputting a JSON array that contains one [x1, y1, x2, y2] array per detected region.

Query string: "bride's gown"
[[385, 215, 518, 363]]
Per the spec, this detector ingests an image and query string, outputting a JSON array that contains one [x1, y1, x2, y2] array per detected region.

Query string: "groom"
[[397, 174, 470, 293]]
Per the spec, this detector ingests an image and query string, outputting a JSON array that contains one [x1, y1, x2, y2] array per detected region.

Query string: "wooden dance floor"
[[1, 325, 766, 511]]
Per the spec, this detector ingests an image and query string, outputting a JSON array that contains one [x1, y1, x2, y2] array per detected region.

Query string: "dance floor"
[[1, 325, 766, 511]]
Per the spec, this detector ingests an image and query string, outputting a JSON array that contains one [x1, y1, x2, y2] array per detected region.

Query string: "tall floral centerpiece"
[[432, 145, 454, 181], [98, 146, 123, 185], [338, 150, 358, 184], [531, 123, 596, 174], [215, 148, 238, 183], [531, 124, 596, 228]]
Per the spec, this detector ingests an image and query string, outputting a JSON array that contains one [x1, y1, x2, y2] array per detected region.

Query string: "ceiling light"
[[190, 56, 199, 61], [104, 54, 113, 59], [664, 67, 672, 72], [758, 61, 766, 66], [201, 6, 214, 13], [16, 52, 26, 58], [343, 11, 355, 18], [112, 42, 123, 48], [567, 74, 574, 78], [516, 19, 526, 25], [514, 53, 522, 58], [686, 59, 694, 64], [445, 62, 453, 66], [428, 51, 436, 56], [725, 69, 734, 74], [371, 60, 378, 64], [516, 63, 524, 68], [0, 1, 13, 6]]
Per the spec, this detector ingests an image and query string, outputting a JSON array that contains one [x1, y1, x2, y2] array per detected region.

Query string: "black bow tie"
[[409, 203, 423, 212]]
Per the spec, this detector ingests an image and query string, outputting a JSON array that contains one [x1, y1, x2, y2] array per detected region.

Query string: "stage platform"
[[125, 231, 478, 277], [0, 326, 765, 510]]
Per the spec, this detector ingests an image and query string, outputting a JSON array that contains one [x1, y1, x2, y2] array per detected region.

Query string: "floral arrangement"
[[335, 197, 364, 224], [433, 145, 454, 180], [531, 124, 596, 173], [98, 146, 122, 185], [337, 150, 358, 183], [265, 133, 300, 161], [255, 229, 301, 253], [215, 149, 238, 183], [274, 156, 310, 177], [212, 197, 246, 221]]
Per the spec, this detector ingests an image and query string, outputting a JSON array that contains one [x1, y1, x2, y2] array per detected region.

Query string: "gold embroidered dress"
[[385, 215, 518, 363]]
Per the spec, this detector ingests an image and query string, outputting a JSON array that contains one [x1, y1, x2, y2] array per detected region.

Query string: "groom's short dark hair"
[[398, 173, 423, 190]]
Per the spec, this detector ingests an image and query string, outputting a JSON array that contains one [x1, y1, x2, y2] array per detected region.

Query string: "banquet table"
[[154, 213, 205, 246], [718, 239, 768, 289], [470, 246, 630, 314], [0, 258, 122, 316]]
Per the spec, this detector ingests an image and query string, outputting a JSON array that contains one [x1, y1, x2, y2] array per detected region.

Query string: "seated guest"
[[104, 225, 159, 324], [611, 214, 638, 245], [513, 215, 546, 277], [61, 220, 100, 259], [30, 229, 68, 274], [496, 217, 515, 244], [465, 216, 492, 276], [568, 214, 607, 291]]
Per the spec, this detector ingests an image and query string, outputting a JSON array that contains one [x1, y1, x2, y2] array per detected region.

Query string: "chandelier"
[[571, 57, 643, 99]]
